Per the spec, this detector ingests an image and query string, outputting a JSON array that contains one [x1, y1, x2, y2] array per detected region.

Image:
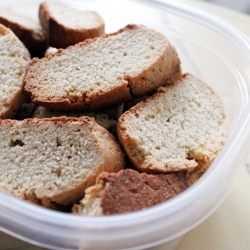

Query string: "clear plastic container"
[[1, 0, 250, 249]]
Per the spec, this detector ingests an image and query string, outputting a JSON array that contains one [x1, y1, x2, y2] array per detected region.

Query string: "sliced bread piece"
[[72, 169, 188, 216], [24, 24, 181, 111], [32, 106, 119, 131], [39, 1, 105, 48], [0, 7, 47, 56], [0, 117, 125, 209], [0, 24, 30, 119], [117, 73, 230, 173]]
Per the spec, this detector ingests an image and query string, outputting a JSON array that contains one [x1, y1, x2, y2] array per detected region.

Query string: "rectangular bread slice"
[[72, 169, 188, 215]]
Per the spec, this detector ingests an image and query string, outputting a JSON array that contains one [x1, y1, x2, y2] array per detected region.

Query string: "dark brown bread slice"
[[24, 24, 181, 111], [39, 1, 105, 48], [72, 169, 188, 215], [0, 117, 125, 210]]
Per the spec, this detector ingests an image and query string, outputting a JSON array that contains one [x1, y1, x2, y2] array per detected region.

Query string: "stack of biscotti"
[[0, 2, 105, 57], [0, 1, 230, 215], [73, 73, 230, 216]]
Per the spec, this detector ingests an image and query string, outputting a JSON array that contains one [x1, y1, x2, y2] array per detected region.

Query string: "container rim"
[[1, 0, 250, 247]]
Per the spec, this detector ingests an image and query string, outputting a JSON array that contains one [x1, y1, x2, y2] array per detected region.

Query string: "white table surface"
[[1, 1, 250, 249]]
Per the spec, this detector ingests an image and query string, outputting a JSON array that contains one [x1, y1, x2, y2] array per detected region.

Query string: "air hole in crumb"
[[123, 52, 127, 56], [129, 188, 138, 194], [52, 168, 61, 178], [10, 139, 24, 147], [56, 137, 62, 147], [150, 45, 155, 50], [67, 156, 72, 159]]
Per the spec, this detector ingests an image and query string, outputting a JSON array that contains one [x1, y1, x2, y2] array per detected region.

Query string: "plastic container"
[[1, 0, 250, 249]]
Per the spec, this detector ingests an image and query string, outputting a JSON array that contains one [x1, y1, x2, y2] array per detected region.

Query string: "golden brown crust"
[[39, 2, 105, 49]]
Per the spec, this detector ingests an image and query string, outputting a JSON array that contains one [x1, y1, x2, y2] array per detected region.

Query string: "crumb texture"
[[0, 24, 30, 118], [0, 117, 125, 208], [24, 24, 180, 110], [117, 73, 230, 173], [44, 2, 104, 30]]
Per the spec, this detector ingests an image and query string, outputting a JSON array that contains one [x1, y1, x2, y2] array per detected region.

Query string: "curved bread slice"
[[24, 24, 181, 111], [0, 24, 30, 119], [117, 73, 230, 173], [0, 117, 125, 209], [72, 169, 188, 216], [0, 7, 47, 55], [39, 2, 105, 48]]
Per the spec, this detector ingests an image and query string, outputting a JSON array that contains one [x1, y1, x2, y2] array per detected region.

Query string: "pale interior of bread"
[[0, 120, 100, 197], [45, 2, 103, 29]]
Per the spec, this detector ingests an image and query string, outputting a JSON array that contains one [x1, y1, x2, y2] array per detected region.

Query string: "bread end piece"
[[72, 169, 188, 216]]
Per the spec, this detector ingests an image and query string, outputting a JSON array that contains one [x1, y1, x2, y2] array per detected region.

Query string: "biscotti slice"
[[24, 24, 181, 111], [72, 169, 188, 216], [0, 7, 47, 56], [0, 117, 125, 210], [32, 106, 119, 131], [39, 2, 105, 48], [0, 24, 30, 119], [117, 73, 230, 173]]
